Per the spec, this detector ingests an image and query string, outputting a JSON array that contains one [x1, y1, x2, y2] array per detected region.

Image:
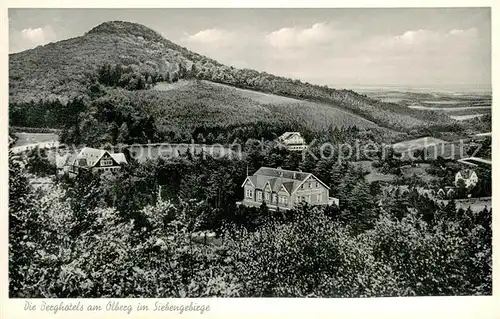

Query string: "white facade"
[[277, 132, 307, 151]]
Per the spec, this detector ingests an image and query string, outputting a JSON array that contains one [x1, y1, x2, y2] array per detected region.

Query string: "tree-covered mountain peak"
[[86, 21, 165, 42]]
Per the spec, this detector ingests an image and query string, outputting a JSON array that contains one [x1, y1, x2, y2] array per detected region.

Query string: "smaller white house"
[[455, 169, 478, 188], [277, 132, 307, 151]]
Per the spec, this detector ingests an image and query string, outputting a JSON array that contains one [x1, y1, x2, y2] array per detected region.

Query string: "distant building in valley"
[[455, 169, 478, 188], [238, 166, 338, 210], [59, 147, 128, 175], [277, 132, 308, 151]]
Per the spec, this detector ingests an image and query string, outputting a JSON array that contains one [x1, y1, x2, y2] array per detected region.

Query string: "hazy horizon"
[[334, 83, 492, 93]]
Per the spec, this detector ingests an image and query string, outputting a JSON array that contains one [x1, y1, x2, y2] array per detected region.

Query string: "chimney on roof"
[[277, 167, 283, 177], [293, 172, 296, 179]]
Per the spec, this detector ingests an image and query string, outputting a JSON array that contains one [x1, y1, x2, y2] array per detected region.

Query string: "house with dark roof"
[[61, 147, 128, 175], [455, 169, 478, 188], [277, 132, 308, 151], [239, 166, 338, 210]]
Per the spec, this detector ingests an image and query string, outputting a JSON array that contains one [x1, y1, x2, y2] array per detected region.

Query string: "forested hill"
[[9, 21, 457, 132]]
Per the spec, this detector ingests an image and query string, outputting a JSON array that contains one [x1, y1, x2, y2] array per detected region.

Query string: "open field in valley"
[[407, 105, 491, 111], [450, 114, 487, 121], [361, 89, 492, 123], [12, 132, 59, 147]]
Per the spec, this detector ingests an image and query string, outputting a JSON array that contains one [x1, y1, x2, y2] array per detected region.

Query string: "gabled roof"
[[69, 148, 128, 168], [281, 181, 294, 194], [110, 153, 128, 165], [278, 132, 301, 141], [255, 167, 310, 181], [241, 176, 255, 188], [76, 147, 108, 167], [244, 167, 329, 194]]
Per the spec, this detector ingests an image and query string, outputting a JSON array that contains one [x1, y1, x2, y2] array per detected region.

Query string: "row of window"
[[245, 189, 323, 204], [100, 159, 113, 166], [297, 194, 322, 203], [301, 181, 320, 190], [288, 145, 307, 151], [246, 190, 289, 205], [96, 167, 120, 172]]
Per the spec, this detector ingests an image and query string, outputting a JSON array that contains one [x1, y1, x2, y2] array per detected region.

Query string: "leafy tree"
[[455, 178, 468, 199], [117, 122, 130, 144], [25, 147, 56, 177]]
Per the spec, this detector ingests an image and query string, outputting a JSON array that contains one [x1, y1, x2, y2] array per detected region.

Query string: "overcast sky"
[[9, 8, 491, 89]]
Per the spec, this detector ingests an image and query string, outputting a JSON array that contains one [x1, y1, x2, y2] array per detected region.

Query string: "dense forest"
[[9, 134, 491, 297], [10, 78, 392, 147]]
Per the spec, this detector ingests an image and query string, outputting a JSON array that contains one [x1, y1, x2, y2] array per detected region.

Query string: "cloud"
[[337, 27, 486, 86], [10, 25, 57, 52], [371, 28, 479, 54], [20, 25, 56, 45], [181, 27, 263, 68], [177, 24, 486, 87], [184, 28, 236, 46], [265, 22, 341, 49]]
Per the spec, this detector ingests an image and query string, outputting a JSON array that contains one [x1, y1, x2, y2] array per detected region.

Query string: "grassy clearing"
[[444, 108, 492, 116], [351, 161, 396, 183], [408, 105, 491, 111], [206, 81, 303, 104], [450, 114, 487, 121], [149, 80, 381, 132], [153, 80, 193, 91], [12, 132, 59, 147], [365, 172, 396, 183], [206, 81, 381, 130], [400, 164, 436, 182]]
